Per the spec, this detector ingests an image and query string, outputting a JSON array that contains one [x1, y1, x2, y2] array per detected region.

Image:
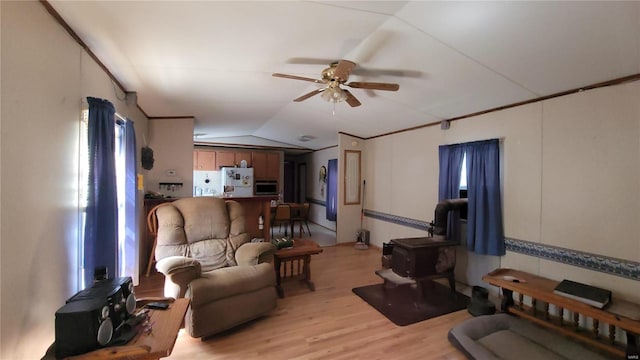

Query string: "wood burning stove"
[[391, 237, 458, 278], [385, 198, 468, 293]]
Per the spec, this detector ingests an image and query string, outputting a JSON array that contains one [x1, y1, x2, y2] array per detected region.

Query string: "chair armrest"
[[156, 256, 201, 275], [156, 256, 202, 298], [235, 242, 276, 266]]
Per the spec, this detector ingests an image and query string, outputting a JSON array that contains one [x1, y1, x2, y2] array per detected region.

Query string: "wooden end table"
[[44, 298, 189, 360], [274, 239, 323, 297]]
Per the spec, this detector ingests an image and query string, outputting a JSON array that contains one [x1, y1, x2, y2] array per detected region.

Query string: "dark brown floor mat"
[[353, 281, 469, 326]]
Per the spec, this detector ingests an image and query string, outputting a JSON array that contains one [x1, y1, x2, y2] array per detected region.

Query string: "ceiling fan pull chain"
[[332, 102, 337, 116]]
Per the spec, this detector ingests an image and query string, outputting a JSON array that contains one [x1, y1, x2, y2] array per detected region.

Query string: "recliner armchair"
[[149, 197, 277, 338]]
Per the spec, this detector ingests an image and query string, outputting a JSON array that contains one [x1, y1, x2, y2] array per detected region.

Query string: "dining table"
[[270, 203, 306, 237]]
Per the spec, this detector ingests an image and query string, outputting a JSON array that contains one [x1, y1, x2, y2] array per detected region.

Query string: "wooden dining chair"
[[291, 202, 311, 237], [271, 204, 292, 237], [145, 202, 173, 277]]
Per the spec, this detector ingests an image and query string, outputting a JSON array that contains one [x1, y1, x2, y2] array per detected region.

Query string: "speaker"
[[67, 277, 135, 329], [55, 297, 114, 358], [141, 146, 154, 170], [102, 276, 136, 320]]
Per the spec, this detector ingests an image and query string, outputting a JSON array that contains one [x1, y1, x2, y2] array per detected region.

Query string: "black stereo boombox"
[[55, 277, 136, 358]]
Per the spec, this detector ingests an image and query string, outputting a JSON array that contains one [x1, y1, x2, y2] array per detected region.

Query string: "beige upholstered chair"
[[150, 197, 277, 338]]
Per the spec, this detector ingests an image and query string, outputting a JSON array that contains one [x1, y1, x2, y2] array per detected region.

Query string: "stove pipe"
[[432, 198, 468, 238]]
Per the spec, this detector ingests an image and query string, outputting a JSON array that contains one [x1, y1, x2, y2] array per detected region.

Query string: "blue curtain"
[[326, 159, 338, 221], [122, 120, 137, 278], [438, 144, 466, 243], [466, 139, 504, 255], [84, 97, 118, 287]]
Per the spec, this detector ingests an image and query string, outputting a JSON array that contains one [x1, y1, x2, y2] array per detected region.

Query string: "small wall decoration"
[[319, 165, 327, 196], [319, 166, 327, 183]]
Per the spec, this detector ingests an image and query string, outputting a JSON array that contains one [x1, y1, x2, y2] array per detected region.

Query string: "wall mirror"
[[344, 150, 361, 205]]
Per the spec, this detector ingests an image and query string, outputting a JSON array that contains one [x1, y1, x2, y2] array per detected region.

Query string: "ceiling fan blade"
[[286, 57, 337, 65], [272, 73, 324, 84], [293, 88, 325, 102], [346, 81, 399, 91], [342, 89, 361, 107], [351, 68, 423, 78], [333, 60, 356, 81], [285, 57, 423, 78]]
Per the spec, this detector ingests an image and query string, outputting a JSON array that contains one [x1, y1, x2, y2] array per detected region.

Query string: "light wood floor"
[[136, 244, 472, 360]]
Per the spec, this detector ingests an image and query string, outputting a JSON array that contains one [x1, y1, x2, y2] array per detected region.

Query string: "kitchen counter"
[[224, 196, 278, 241], [190, 195, 279, 240]]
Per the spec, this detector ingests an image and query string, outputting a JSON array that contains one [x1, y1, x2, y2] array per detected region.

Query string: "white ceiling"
[[49, 1, 640, 152]]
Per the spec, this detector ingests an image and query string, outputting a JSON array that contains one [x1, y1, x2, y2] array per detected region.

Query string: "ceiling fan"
[[272, 59, 399, 107]]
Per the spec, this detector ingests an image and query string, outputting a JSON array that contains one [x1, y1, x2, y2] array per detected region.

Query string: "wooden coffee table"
[[274, 239, 323, 297]]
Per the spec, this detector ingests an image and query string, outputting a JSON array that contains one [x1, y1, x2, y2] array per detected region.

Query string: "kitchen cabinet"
[[215, 150, 253, 169], [215, 151, 236, 169], [252, 152, 267, 178], [252, 151, 281, 180], [265, 152, 281, 179], [193, 150, 216, 171], [196, 149, 255, 170], [234, 151, 252, 167]]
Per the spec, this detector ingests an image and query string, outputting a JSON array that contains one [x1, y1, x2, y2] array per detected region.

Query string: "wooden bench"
[[483, 268, 640, 358]]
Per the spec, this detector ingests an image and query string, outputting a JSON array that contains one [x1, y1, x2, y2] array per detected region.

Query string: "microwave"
[[254, 180, 278, 195]]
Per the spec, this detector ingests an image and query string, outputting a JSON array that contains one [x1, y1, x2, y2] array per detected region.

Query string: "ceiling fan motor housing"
[[322, 65, 344, 84]]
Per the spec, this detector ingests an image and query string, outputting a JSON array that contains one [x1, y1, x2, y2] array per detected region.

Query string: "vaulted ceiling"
[[49, 1, 640, 152]]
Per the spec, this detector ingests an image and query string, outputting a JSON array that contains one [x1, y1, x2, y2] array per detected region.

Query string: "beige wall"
[[147, 118, 194, 198], [363, 81, 640, 302], [0, 2, 148, 358]]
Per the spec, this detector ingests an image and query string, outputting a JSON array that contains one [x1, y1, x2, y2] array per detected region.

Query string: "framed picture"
[[344, 150, 361, 205]]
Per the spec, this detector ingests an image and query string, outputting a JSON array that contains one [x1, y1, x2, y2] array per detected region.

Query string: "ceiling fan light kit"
[[321, 86, 348, 103], [272, 59, 399, 108]]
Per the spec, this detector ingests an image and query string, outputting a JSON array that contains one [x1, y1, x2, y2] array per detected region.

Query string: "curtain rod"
[[82, 97, 128, 123], [441, 137, 504, 148]]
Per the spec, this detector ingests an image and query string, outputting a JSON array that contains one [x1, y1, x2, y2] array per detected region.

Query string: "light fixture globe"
[[321, 85, 347, 103]]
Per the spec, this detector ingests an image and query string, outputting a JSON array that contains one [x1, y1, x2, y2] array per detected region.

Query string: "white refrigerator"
[[220, 167, 254, 197]]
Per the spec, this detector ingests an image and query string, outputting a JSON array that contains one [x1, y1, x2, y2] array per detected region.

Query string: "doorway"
[[297, 162, 307, 203], [283, 160, 295, 203]]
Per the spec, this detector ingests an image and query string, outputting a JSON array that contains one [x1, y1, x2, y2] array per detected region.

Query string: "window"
[[78, 109, 89, 288], [79, 108, 136, 287], [459, 153, 468, 220], [459, 153, 467, 191], [439, 139, 504, 255]]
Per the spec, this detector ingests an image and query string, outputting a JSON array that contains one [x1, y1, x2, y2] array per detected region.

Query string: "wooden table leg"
[[302, 255, 315, 291]]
